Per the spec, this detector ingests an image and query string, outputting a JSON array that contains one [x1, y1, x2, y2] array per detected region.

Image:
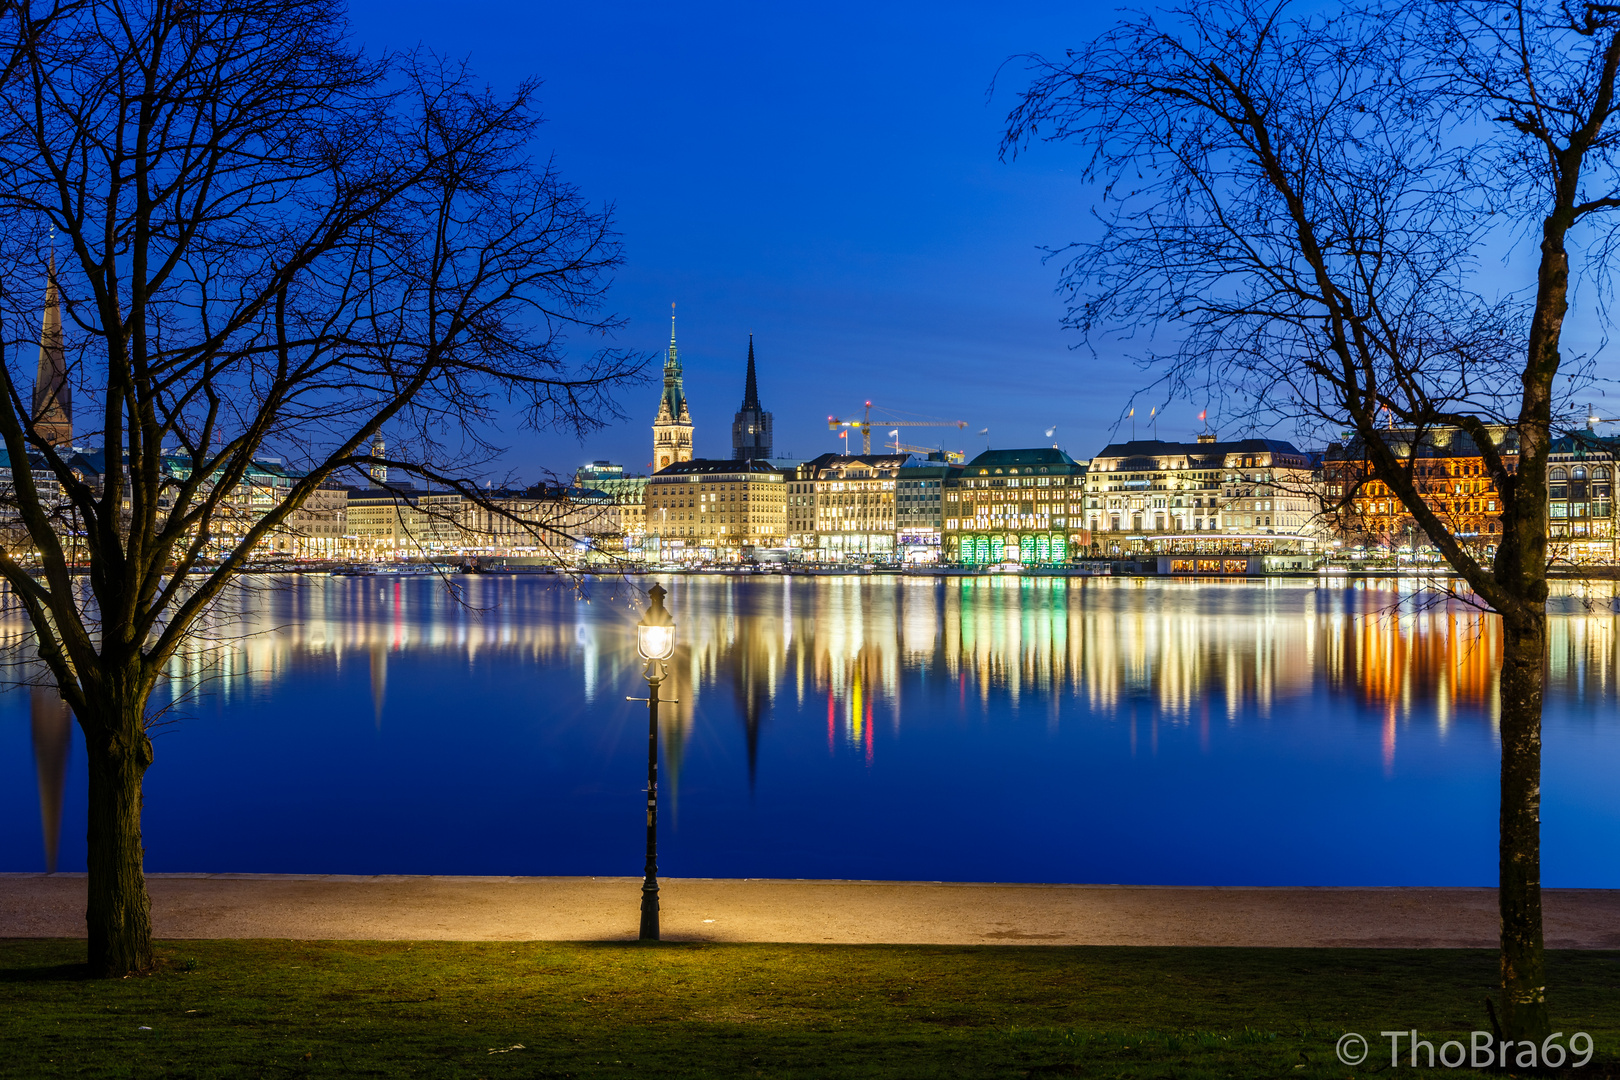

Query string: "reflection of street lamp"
[[632, 583, 676, 941]]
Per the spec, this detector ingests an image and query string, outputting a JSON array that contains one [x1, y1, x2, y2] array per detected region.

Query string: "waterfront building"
[[280, 481, 347, 557], [785, 452, 837, 553], [896, 460, 961, 564], [574, 460, 648, 547], [1546, 431, 1617, 563], [1322, 426, 1517, 555], [1083, 436, 1226, 541], [942, 448, 1089, 566], [575, 460, 623, 486], [811, 453, 908, 562], [0, 450, 69, 554], [1216, 441, 1319, 535], [456, 485, 618, 562], [652, 310, 694, 472], [345, 482, 477, 560], [65, 446, 332, 558], [644, 458, 787, 562], [730, 335, 773, 461], [1083, 435, 1315, 556], [343, 482, 426, 555]]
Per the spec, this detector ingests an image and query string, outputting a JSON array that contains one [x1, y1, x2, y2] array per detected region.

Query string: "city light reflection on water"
[[2, 575, 1617, 886]]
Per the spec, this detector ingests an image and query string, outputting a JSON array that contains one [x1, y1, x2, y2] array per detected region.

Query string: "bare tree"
[[0, 0, 641, 976], [1002, 0, 1620, 1043]]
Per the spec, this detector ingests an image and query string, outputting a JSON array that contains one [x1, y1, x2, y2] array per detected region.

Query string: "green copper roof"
[[963, 447, 1083, 470], [660, 308, 687, 418]]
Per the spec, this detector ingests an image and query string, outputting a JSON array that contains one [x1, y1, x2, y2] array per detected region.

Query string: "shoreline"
[[5, 874, 1620, 948]]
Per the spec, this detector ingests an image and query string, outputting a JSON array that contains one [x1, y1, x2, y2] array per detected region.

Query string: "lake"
[[3, 574, 1618, 886]]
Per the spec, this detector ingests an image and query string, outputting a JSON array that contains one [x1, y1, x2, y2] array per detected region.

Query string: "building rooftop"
[[1089, 437, 1303, 461], [962, 447, 1084, 471], [1324, 425, 1519, 461], [653, 457, 784, 477], [1550, 431, 1620, 456]]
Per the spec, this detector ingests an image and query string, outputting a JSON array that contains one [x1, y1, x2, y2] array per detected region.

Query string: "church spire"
[[731, 333, 773, 461], [32, 250, 70, 448], [742, 333, 760, 410]]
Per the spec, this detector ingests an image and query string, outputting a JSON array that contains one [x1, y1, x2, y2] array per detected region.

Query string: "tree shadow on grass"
[[0, 940, 93, 981], [0, 961, 90, 982]]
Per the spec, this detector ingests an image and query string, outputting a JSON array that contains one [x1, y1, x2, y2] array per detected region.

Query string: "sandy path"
[[4, 874, 1619, 948]]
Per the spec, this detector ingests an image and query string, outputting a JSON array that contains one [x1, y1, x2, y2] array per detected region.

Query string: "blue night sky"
[[342, 1, 1613, 479], [336, 0, 1143, 475]]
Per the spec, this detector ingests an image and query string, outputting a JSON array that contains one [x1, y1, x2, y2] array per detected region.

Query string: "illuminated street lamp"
[[632, 583, 676, 940]]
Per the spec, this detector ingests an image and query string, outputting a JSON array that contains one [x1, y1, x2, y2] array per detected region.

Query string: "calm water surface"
[[3, 575, 1618, 886]]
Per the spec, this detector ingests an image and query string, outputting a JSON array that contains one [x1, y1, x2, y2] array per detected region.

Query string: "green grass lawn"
[[1, 940, 1617, 1078]]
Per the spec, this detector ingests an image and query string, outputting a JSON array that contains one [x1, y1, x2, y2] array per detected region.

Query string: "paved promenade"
[[4, 875, 1620, 947]]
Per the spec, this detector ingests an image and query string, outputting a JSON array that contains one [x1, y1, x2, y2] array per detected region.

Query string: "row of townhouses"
[[3, 284, 1616, 567], [618, 328, 1620, 567]]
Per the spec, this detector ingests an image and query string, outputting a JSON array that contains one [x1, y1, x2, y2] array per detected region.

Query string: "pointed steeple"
[[742, 333, 760, 410], [730, 332, 773, 461], [658, 302, 689, 422], [32, 251, 71, 448], [652, 302, 694, 471]]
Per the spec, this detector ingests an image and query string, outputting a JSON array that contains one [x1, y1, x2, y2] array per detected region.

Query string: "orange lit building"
[[1322, 426, 1518, 553]]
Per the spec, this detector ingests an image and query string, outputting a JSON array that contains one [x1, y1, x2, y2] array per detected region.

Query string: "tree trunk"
[[1497, 610, 1549, 1044], [83, 703, 155, 977]]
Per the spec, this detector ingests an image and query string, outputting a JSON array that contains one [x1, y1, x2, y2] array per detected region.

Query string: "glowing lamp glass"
[[637, 623, 675, 662], [637, 584, 676, 662]]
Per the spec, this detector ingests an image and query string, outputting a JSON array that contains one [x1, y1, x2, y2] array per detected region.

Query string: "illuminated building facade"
[[1217, 442, 1319, 535], [644, 458, 787, 561], [344, 483, 429, 555], [575, 461, 648, 547], [1547, 432, 1618, 563], [1084, 436, 1226, 543], [785, 452, 836, 552], [281, 482, 347, 556], [342, 482, 615, 562], [1083, 436, 1316, 556], [457, 486, 618, 561], [1322, 426, 1518, 555], [652, 312, 694, 473], [942, 448, 1089, 566], [812, 453, 908, 561], [896, 461, 960, 564]]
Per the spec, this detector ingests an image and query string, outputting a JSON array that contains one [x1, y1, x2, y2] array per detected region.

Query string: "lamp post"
[[633, 583, 675, 941]]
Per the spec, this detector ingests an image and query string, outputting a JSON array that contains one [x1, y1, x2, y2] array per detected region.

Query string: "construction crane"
[[828, 401, 968, 454]]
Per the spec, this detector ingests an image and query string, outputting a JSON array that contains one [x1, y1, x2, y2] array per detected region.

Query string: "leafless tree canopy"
[[0, 0, 643, 975], [0, 0, 641, 681], [1000, 0, 1620, 605], [1001, 0, 1620, 1042]]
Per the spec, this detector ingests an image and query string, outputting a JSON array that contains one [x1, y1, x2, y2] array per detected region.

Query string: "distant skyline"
[[343, 0, 1616, 477], [337, 0, 1155, 474]]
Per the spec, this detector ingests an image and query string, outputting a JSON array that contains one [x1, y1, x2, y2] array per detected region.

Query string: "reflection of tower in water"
[[30, 687, 72, 873], [732, 647, 767, 789], [369, 642, 387, 729]]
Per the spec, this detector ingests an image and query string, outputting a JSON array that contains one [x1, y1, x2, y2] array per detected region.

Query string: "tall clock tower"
[[652, 305, 693, 472]]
